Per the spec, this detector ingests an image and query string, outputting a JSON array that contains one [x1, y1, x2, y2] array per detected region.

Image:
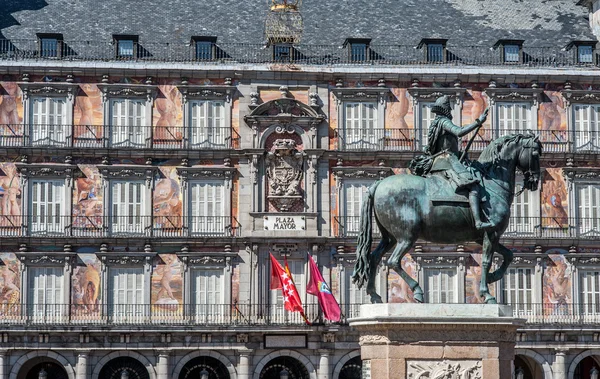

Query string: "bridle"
[[515, 138, 541, 197]]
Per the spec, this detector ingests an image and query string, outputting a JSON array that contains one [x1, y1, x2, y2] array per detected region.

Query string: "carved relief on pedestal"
[[407, 360, 482, 379], [266, 138, 305, 211]]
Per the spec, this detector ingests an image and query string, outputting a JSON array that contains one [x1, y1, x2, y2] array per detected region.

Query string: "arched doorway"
[[98, 357, 150, 379], [514, 355, 545, 379], [178, 356, 231, 379], [259, 356, 309, 379], [574, 356, 600, 379], [338, 356, 361, 379], [18, 358, 69, 379]]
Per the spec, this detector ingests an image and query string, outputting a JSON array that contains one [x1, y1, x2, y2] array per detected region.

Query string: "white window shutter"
[[190, 181, 225, 234], [503, 268, 533, 312]]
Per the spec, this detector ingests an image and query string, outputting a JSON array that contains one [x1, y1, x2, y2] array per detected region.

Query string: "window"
[[573, 104, 600, 152], [343, 180, 372, 236], [111, 180, 147, 235], [504, 45, 520, 63], [191, 36, 217, 60], [191, 269, 224, 322], [28, 267, 64, 322], [425, 268, 457, 303], [273, 44, 292, 61], [109, 267, 144, 323], [497, 102, 531, 135], [578, 45, 594, 64], [189, 181, 225, 235], [30, 180, 65, 235], [344, 38, 371, 62], [110, 98, 146, 147], [506, 181, 539, 236], [581, 271, 600, 318], [30, 96, 68, 146], [189, 100, 226, 148], [503, 268, 533, 313], [113, 35, 138, 59], [37, 33, 63, 58], [343, 102, 378, 149], [419, 102, 436, 149], [271, 259, 306, 323], [427, 44, 444, 62], [343, 267, 373, 318], [578, 184, 600, 237]]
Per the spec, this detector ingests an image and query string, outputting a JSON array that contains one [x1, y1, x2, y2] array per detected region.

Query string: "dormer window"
[[191, 36, 217, 60], [418, 39, 447, 63], [344, 38, 371, 62], [272, 43, 292, 61], [567, 41, 597, 64], [494, 40, 524, 63], [37, 33, 63, 58], [113, 35, 138, 59]]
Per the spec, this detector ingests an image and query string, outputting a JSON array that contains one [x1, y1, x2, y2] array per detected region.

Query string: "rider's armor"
[[426, 96, 493, 230]]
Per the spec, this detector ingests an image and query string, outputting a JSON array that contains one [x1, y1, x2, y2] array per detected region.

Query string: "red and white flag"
[[307, 253, 341, 322], [269, 253, 309, 324]]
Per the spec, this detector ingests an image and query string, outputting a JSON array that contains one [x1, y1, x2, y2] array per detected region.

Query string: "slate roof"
[[0, 0, 596, 47]]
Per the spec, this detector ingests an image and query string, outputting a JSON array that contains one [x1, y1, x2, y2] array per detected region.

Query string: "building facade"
[[2, 0, 600, 378]]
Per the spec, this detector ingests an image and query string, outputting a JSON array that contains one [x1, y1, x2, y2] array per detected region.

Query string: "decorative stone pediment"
[[98, 165, 156, 188], [19, 254, 71, 266], [563, 168, 600, 186], [408, 86, 466, 105], [332, 87, 391, 105], [16, 164, 81, 187], [561, 89, 600, 105], [101, 255, 152, 265], [245, 98, 325, 128], [178, 85, 236, 103], [176, 166, 235, 188], [18, 82, 79, 101], [184, 256, 229, 266], [97, 83, 157, 102], [484, 87, 543, 105], [333, 166, 394, 185]]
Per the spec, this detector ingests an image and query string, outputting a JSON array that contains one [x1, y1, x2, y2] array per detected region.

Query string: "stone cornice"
[[18, 81, 79, 101], [332, 87, 391, 104], [97, 83, 157, 102], [177, 85, 236, 102], [561, 89, 600, 105], [407, 86, 466, 103], [332, 166, 394, 182], [97, 165, 156, 187], [176, 166, 236, 188], [484, 87, 543, 105]]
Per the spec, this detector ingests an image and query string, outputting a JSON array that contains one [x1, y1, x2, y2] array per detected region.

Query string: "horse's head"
[[516, 134, 543, 192]]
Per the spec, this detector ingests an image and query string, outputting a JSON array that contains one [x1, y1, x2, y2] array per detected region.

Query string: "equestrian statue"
[[352, 95, 542, 304]]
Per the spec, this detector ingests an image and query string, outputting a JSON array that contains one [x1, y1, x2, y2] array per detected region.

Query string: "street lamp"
[[515, 367, 524, 379], [121, 370, 129, 379], [591, 367, 599, 379], [38, 368, 48, 379], [279, 369, 289, 379], [199, 368, 209, 379]]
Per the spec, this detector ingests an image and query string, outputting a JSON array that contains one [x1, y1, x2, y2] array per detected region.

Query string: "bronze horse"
[[352, 134, 542, 304]]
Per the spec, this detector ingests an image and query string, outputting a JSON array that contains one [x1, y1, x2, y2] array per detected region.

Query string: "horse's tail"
[[352, 180, 382, 289]]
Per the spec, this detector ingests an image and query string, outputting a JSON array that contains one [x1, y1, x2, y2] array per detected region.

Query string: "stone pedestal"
[[349, 304, 523, 379]]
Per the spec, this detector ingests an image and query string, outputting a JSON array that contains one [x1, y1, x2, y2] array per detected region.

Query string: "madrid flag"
[[307, 253, 341, 322], [269, 253, 309, 324]]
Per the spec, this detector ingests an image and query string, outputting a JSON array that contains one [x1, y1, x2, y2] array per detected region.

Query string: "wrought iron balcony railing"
[[2, 39, 599, 68], [0, 124, 240, 150], [336, 128, 598, 154], [0, 215, 241, 238], [334, 216, 600, 240]]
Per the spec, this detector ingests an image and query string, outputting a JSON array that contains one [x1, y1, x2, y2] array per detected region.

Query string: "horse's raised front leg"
[[479, 232, 498, 304], [388, 240, 423, 303], [487, 242, 513, 284], [365, 236, 396, 304]]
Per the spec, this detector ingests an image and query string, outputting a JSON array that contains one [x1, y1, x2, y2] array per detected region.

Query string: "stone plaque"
[[362, 360, 371, 379], [264, 215, 305, 231], [264, 334, 307, 348], [407, 360, 481, 378]]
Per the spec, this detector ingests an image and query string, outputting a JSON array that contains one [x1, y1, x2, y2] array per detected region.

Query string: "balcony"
[[0, 215, 241, 238], [2, 39, 600, 69], [0, 124, 240, 150], [336, 128, 598, 154], [334, 216, 600, 240]]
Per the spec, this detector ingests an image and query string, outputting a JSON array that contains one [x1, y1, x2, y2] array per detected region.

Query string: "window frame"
[[188, 179, 227, 236], [36, 33, 63, 58], [191, 36, 217, 61], [424, 267, 458, 304], [340, 179, 373, 237], [417, 38, 448, 63], [484, 87, 541, 140], [344, 38, 372, 62], [566, 41, 597, 65], [113, 34, 139, 59], [504, 175, 541, 237], [501, 266, 537, 313]]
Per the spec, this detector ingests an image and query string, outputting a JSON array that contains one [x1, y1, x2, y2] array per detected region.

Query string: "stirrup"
[[475, 221, 494, 230]]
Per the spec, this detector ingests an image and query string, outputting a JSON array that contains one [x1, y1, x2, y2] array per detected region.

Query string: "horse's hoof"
[[370, 294, 383, 304], [413, 288, 424, 303], [484, 295, 497, 304]]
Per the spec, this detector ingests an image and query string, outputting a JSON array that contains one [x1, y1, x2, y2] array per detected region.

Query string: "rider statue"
[[424, 95, 493, 230]]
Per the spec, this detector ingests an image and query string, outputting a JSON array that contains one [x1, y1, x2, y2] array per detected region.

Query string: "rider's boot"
[[469, 190, 493, 230]]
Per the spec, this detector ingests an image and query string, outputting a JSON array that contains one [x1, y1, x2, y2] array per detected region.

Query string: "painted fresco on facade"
[[465, 252, 496, 304], [543, 253, 572, 309], [386, 87, 412, 130], [73, 165, 103, 231], [0, 163, 21, 225], [74, 83, 104, 145], [154, 84, 184, 147], [154, 167, 183, 231], [329, 88, 338, 149], [539, 91, 566, 131], [0, 81, 23, 124], [388, 253, 417, 303], [541, 168, 569, 228], [0, 252, 20, 317], [152, 254, 183, 319], [72, 253, 101, 318]]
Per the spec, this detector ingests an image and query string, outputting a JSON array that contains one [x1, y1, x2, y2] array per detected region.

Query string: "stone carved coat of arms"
[[266, 139, 305, 210]]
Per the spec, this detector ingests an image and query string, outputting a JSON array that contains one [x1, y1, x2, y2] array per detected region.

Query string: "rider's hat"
[[431, 95, 453, 119]]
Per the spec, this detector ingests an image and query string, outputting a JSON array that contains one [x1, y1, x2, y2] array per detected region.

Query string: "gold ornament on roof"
[[265, 0, 303, 44]]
